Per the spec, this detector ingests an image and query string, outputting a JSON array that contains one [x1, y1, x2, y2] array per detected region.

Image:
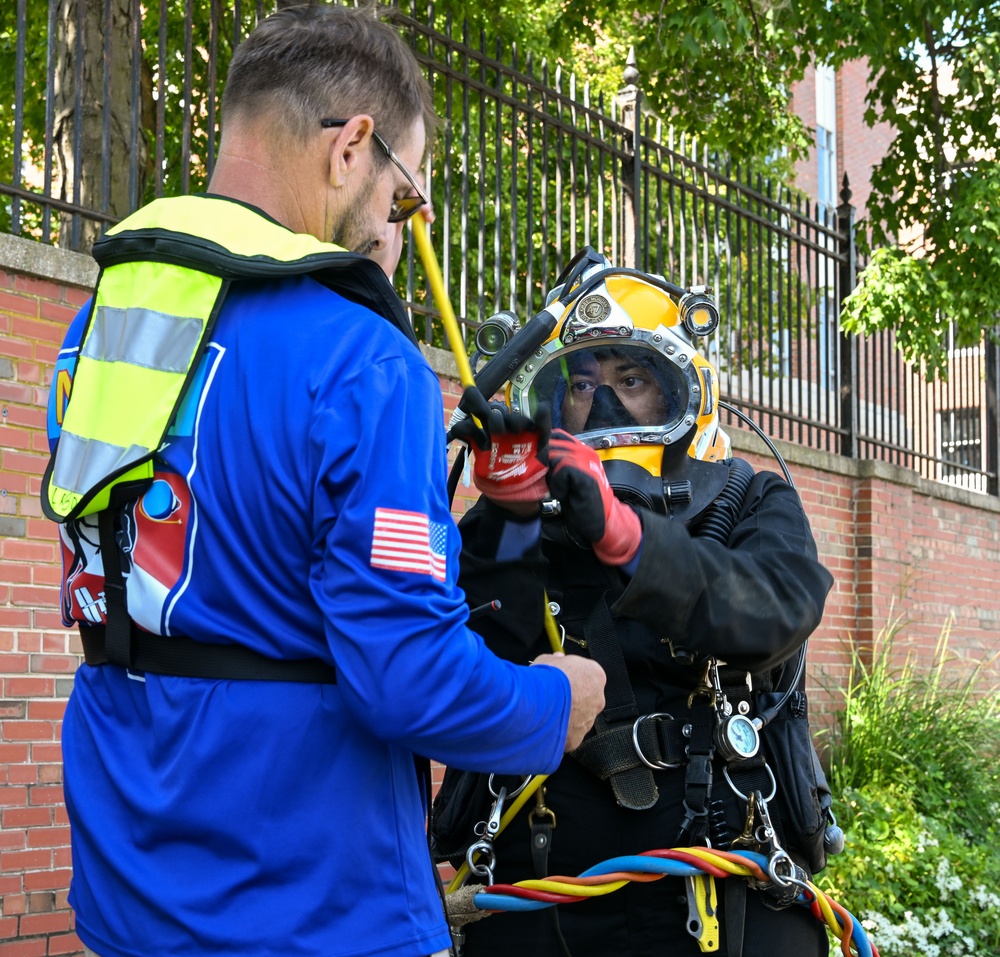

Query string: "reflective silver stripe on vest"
[[83, 306, 203, 372], [51, 430, 148, 495]]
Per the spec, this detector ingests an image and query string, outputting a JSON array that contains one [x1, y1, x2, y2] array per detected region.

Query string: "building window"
[[815, 63, 838, 221], [816, 294, 838, 391]]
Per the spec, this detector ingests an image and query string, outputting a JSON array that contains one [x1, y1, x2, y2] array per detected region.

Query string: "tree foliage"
[[809, 0, 1000, 377]]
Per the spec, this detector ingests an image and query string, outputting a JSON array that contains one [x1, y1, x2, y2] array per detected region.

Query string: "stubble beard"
[[329, 173, 380, 254]]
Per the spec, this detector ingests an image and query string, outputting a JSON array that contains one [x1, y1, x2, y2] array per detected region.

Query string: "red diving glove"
[[449, 387, 549, 508], [545, 429, 642, 566]]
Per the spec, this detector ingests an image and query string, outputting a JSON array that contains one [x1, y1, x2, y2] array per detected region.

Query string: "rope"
[[464, 847, 879, 957]]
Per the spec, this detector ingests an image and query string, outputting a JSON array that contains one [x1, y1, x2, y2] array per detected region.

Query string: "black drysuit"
[[453, 465, 835, 957]]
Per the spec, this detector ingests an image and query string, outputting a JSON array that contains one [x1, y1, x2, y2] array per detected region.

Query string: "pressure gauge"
[[715, 714, 760, 762]]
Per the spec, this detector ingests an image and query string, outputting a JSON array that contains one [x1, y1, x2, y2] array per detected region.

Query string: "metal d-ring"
[[722, 761, 776, 802], [632, 713, 682, 770], [488, 773, 530, 800]]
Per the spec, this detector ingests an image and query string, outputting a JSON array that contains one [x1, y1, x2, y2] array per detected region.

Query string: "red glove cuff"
[[593, 499, 642, 566]]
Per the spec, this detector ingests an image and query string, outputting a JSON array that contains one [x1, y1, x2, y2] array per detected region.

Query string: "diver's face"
[[561, 352, 669, 433]]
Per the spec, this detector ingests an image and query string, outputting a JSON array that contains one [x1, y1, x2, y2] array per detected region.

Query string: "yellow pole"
[[411, 211, 476, 389]]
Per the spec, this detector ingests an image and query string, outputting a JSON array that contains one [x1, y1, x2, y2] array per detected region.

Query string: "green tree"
[[5, 0, 999, 371]]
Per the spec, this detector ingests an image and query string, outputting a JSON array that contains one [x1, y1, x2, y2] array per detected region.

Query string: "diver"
[[435, 248, 836, 957]]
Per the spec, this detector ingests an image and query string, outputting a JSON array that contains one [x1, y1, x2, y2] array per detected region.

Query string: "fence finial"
[[839, 172, 853, 207], [622, 46, 640, 88]]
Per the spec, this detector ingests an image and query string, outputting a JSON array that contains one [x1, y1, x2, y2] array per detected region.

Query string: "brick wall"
[[1, 237, 97, 957], [3, 234, 1000, 955]]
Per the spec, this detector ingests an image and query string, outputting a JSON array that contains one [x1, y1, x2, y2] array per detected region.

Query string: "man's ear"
[[328, 114, 376, 188]]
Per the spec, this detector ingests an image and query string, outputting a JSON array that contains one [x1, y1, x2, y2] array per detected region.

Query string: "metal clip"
[[465, 839, 496, 885], [478, 785, 507, 840], [757, 795, 797, 889], [731, 791, 759, 849], [528, 785, 556, 828], [687, 658, 718, 709]]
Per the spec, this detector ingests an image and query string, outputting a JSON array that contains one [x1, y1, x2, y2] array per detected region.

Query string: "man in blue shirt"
[[45, 8, 605, 957]]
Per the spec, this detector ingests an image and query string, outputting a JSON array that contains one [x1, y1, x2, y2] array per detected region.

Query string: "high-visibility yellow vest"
[[42, 194, 408, 523]]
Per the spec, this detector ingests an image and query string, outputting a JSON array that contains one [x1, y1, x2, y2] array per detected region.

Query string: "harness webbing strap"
[[570, 594, 659, 810], [97, 483, 147, 669], [80, 623, 338, 684]]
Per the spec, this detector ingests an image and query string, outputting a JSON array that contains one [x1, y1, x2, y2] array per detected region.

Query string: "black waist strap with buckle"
[[80, 623, 338, 684]]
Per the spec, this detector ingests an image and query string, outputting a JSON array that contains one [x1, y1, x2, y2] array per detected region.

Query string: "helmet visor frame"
[[511, 330, 705, 452]]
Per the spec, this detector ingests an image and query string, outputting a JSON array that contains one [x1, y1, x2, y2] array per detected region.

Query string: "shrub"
[[815, 610, 1000, 956]]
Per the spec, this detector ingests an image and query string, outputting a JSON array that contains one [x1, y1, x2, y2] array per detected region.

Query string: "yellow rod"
[[411, 211, 476, 389]]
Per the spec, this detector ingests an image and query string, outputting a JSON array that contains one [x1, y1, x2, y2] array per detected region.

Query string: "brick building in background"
[[791, 58, 896, 226]]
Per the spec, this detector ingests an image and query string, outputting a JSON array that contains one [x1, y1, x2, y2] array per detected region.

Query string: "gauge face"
[[722, 715, 760, 759]]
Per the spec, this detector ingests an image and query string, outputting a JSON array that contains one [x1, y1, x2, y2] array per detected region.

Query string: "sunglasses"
[[320, 118, 428, 223]]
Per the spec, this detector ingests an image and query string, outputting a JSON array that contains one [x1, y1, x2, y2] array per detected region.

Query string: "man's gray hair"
[[222, 3, 436, 149]]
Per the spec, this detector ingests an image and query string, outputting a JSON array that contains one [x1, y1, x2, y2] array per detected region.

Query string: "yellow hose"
[[411, 212, 475, 389]]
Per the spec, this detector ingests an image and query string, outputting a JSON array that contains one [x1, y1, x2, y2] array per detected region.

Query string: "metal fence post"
[[987, 338, 999, 496], [615, 47, 641, 269], [837, 174, 858, 459]]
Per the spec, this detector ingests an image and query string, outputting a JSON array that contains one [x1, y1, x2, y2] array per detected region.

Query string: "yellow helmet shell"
[[507, 271, 729, 476]]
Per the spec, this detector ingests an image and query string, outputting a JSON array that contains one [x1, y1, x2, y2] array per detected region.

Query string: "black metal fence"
[[2, 0, 996, 494]]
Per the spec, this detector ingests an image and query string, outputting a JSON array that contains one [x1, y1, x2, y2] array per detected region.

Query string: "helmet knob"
[[663, 480, 693, 506]]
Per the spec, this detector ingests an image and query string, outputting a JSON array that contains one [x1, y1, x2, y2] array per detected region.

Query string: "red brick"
[[6, 765, 38, 785], [0, 829, 26, 850], [22, 867, 71, 891], [30, 745, 65, 765], [1, 451, 49, 476], [26, 701, 66, 721], [45, 931, 84, 956], [37, 764, 64, 785], [66, 286, 92, 306], [0, 744, 30, 763], [29, 655, 78, 674], [2, 808, 52, 829], [6, 677, 54, 697], [26, 827, 70, 849], [17, 912, 73, 937], [0, 563, 34, 585], [0, 788, 29, 808], [37, 300, 78, 326], [12, 274, 64, 299], [0, 291, 40, 317], [0, 938, 48, 957], [0, 848, 52, 872], [28, 786, 64, 806], [1, 723, 55, 742], [1, 894, 26, 916]]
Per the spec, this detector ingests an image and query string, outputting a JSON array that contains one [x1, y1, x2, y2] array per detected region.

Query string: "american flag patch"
[[370, 508, 447, 582]]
